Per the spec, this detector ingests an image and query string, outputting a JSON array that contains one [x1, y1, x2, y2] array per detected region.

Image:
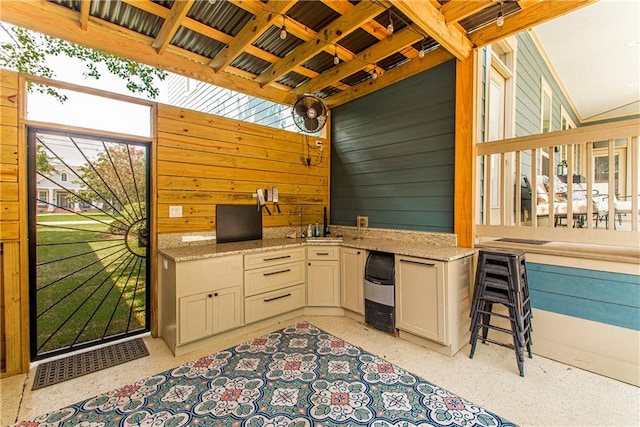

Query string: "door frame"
[[27, 126, 153, 361]]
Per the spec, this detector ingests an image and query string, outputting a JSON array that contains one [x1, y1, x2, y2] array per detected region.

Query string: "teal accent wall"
[[527, 263, 640, 331], [330, 60, 456, 232], [515, 32, 580, 137]]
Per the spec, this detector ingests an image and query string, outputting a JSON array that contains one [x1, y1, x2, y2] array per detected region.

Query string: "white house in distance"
[[36, 161, 85, 213]]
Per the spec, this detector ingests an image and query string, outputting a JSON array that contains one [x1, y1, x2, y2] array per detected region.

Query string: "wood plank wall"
[[0, 69, 23, 376], [157, 105, 331, 234], [0, 75, 332, 376]]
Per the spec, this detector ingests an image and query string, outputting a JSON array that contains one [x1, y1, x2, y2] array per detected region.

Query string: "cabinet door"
[[211, 286, 243, 334], [340, 248, 365, 314], [395, 256, 445, 343], [307, 261, 340, 306], [178, 292, 214, 345]]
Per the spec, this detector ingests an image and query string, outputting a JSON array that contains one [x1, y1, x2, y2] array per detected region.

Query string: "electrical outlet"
[[357, 215, 368, 228], [316, 140, 324, 150], [169, 205, 183, 218]]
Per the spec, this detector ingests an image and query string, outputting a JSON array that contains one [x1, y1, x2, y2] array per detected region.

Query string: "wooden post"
[[454, 54, 476, 248]]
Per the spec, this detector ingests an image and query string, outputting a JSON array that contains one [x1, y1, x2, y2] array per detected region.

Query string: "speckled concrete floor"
[[2, 315, 639, 426]]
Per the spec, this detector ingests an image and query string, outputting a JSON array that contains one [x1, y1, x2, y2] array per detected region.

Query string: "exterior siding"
[[330, 60, 456, 232], [515, 32, 579, 137], [528, 263, 640, 331]]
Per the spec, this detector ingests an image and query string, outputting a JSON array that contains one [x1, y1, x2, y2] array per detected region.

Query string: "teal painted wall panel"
[[527, 262, 640, 331], [515, 32, 580, 137], [330, 60, 456, 231]]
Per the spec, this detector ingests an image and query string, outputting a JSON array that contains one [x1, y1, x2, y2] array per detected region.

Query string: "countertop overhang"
[[159, 237, 476, 263]]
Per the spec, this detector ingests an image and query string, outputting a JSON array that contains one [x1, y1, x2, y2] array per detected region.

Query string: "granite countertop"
[[159, 237, 476, 263]]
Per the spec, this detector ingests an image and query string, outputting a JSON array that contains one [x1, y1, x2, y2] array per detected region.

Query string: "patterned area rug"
[[15, 322, 516, 426]]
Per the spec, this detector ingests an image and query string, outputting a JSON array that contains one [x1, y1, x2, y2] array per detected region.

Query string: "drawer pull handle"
[[264, 293, 291, 303], [263, 268, 291, 276], [400, 259, 435, 267], [316, 252, 330, 255], [263, 255, 291, 261]]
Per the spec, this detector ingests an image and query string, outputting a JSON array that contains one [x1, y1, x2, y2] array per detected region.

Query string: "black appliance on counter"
[[216, 204, 262, 243], [364, 251, 395, 333]]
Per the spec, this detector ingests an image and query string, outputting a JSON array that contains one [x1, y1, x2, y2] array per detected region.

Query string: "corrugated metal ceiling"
[[36, 0, 531, 102]]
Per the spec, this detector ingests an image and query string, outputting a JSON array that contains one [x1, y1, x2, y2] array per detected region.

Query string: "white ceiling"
[[533, 0, 640, 122]]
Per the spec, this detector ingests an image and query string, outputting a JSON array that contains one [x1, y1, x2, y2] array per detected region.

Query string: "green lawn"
[[35, 222, 147, 355], [37, 212, 113, 222]]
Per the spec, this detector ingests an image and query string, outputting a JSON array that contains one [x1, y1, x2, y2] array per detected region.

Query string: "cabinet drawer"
[[244, 261, 305, 297], [176, 255, 243, 297], [307, 246, 339, 260], [244, 247, 305, 270], [244, 284, 305, 324]]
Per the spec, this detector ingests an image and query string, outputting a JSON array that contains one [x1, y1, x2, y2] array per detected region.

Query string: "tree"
[[36, 142, 58, 175], [0, 25, 167, 101], [73, 143, 147, 231]]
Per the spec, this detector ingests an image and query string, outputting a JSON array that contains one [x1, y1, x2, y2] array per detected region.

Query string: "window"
[[594, 153, 620, 194], [477, 37, 516, 225], [37, 190, 48, 208], [61, 172, 67, 182], [27, 85, 152, 138], [488, 69, 506, 207], [541, 78, 552, 133]]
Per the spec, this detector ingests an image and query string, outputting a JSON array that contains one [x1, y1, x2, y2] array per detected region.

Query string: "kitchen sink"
[[305, 236, 344, 243]]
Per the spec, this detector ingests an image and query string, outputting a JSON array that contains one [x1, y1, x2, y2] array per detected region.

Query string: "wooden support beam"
[[0, 0, 298, 106], [391, 0, 472, 60], [325, 47, 453, 108], [79, 0, 91, 30], [209, 0, 296, 72], [152, 0, 195, 54], [227, 0, 356, 63], [441, 0, 497, 24], [255, 1, 385, 86], [293, 25, 422, 96], [470, 0, 597, 48], [454, 54, 476, 248], [321, 0, 399, 43]]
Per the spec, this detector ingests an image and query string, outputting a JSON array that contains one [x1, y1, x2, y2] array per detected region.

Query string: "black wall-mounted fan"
[[292, 95, 328, 133]]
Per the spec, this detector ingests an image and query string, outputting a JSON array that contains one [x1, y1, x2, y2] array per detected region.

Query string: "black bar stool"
[[469, 248, 532, 376]]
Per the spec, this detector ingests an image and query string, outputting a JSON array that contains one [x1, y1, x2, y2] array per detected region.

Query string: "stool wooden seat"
[[469, 248, 532, 376]]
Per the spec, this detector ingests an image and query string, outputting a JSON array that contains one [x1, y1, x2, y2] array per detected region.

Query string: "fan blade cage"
[[292, 95, 328, 134]]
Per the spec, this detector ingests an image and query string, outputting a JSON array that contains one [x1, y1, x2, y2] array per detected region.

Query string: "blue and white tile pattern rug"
[[14, 321, 516, 426]]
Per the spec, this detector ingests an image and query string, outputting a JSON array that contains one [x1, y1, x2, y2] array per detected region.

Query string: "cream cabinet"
[[306, 246, 340, 307], [159, 254, 243, 353], [179, 287, 242, 344], [243, 247, 306, 323], [340, 247, 366, 314], [395, 254, 473, 355]]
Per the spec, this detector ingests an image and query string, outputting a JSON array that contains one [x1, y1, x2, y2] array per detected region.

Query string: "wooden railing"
[[476, 118, 639, 248]]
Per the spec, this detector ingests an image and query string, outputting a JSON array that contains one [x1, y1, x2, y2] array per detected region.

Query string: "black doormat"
[[32, 338, 149, 390]]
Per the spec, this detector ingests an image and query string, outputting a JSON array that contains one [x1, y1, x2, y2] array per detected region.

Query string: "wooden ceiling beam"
[[227, 0, 356, 62], [441, 0, 498, 24], [254, 1, 385, 86], [390, 0, 472, 60], [321, 0, 420, 59], [0, 0, 298, 106], [321, 0, 392, 40], [122, 0, 232, 44], [79, 0, 90, 30], [123, 0, 320, 87], [293, 25, 422, 96], [470, 0, 597, 48], [152, 0, 195, 54], [325, 47, 454, 108], [209, 0, 297, 72]]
